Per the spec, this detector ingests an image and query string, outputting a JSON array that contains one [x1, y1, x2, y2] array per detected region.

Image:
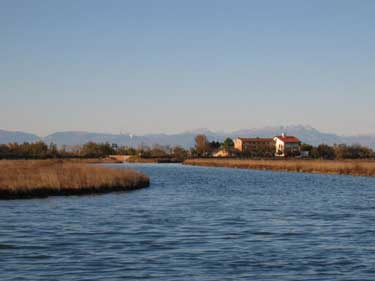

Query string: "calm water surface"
[[1, 164, 375, 280]]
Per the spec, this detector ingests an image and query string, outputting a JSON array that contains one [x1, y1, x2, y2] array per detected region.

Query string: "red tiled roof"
[[275, 136, 301, 143], [238, 138, 274, 143]]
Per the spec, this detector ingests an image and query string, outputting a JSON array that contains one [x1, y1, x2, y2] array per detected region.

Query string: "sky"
[[0, 0, 374, 136]]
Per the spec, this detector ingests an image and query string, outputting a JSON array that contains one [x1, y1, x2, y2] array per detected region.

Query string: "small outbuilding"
[[212, 149, 231, 158]]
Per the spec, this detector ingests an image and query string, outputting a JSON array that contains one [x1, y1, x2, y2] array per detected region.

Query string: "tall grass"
[[184, 158, 375, 177], [0, 160, 149, 199]]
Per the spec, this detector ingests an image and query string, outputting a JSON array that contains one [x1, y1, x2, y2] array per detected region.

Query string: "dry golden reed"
[[184, 159, 375, 177], [0, 160, 149, 199]]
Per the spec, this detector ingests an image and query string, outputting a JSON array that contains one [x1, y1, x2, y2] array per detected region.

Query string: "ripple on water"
[[1, 163, 375, 281], [0, 244, 17, 250]]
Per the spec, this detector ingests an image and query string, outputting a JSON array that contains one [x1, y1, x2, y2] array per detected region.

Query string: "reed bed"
[[184, 158, 375, 177], [0, 160, 149, 199], [58, 158, 123, 164]]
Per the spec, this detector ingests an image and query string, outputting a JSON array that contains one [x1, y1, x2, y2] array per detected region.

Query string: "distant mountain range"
[[0, 129, 40, 144], [1, 125, 375, 149]]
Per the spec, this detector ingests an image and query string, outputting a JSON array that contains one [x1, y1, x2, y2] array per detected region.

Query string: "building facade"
[[234, 137, 275, 155], [273, 134, 301, 157]]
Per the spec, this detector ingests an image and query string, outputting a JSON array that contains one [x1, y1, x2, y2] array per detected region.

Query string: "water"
[[1, 163, 375, 280]]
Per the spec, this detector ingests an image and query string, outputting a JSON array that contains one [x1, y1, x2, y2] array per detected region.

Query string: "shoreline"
[[126, 156, 183, 164], [0, 160, 150, 200], [184, 158, 375, 178]]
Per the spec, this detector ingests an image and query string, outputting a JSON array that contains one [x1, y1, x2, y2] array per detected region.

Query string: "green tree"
[[48, 143, 59, 158], [222, 138, 234, 149], [301, 143, 314, 153], [210, 141, 221, 150], [0, 144, 10, 159], [317, 144, 335, 160], [117, 146, 137, 155], [334, 144, 374, 159], [28, 142, 49, 159], [81, 142, 114, 158], [172, 146, 188, 161], [150, 145, 169, 158]]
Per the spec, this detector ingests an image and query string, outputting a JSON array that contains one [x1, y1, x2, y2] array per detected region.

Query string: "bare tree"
[[194, 134, 210, 157]]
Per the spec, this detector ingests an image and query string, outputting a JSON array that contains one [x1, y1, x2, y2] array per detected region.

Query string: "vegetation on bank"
[[184, 158, 375, 177], [300, 143, 374, 160], [0, 160, 150, 199], [0, 135, 374, 162], [0, 142, 118, 159], [126, 156, 183, 163], [192, 134, 375, 159], [0, 141, 189, 161]]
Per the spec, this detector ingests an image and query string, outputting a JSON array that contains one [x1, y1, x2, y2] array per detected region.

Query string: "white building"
[[273, 134, 301, 157]]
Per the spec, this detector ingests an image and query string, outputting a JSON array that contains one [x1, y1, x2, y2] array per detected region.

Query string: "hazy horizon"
[[2, 124, 375, 138], [1, 1, 374, 136]]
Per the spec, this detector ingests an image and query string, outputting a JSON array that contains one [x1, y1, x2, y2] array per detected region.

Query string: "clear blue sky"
[[1, 0, 374, 136]]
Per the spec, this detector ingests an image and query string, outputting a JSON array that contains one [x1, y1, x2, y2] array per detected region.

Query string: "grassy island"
[[0, 160, 150, 199], [126, 156, 183, 163], [184, 158, 375, 177]]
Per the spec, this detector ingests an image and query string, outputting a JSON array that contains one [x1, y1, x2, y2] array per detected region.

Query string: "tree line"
[[301, 143, 374, 160], [0, 136, 374, 160], [191, 134, 375, 159], [0, 142, 114, 159], [0, 141, 190, 161], [0, 135, 231, 161]]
